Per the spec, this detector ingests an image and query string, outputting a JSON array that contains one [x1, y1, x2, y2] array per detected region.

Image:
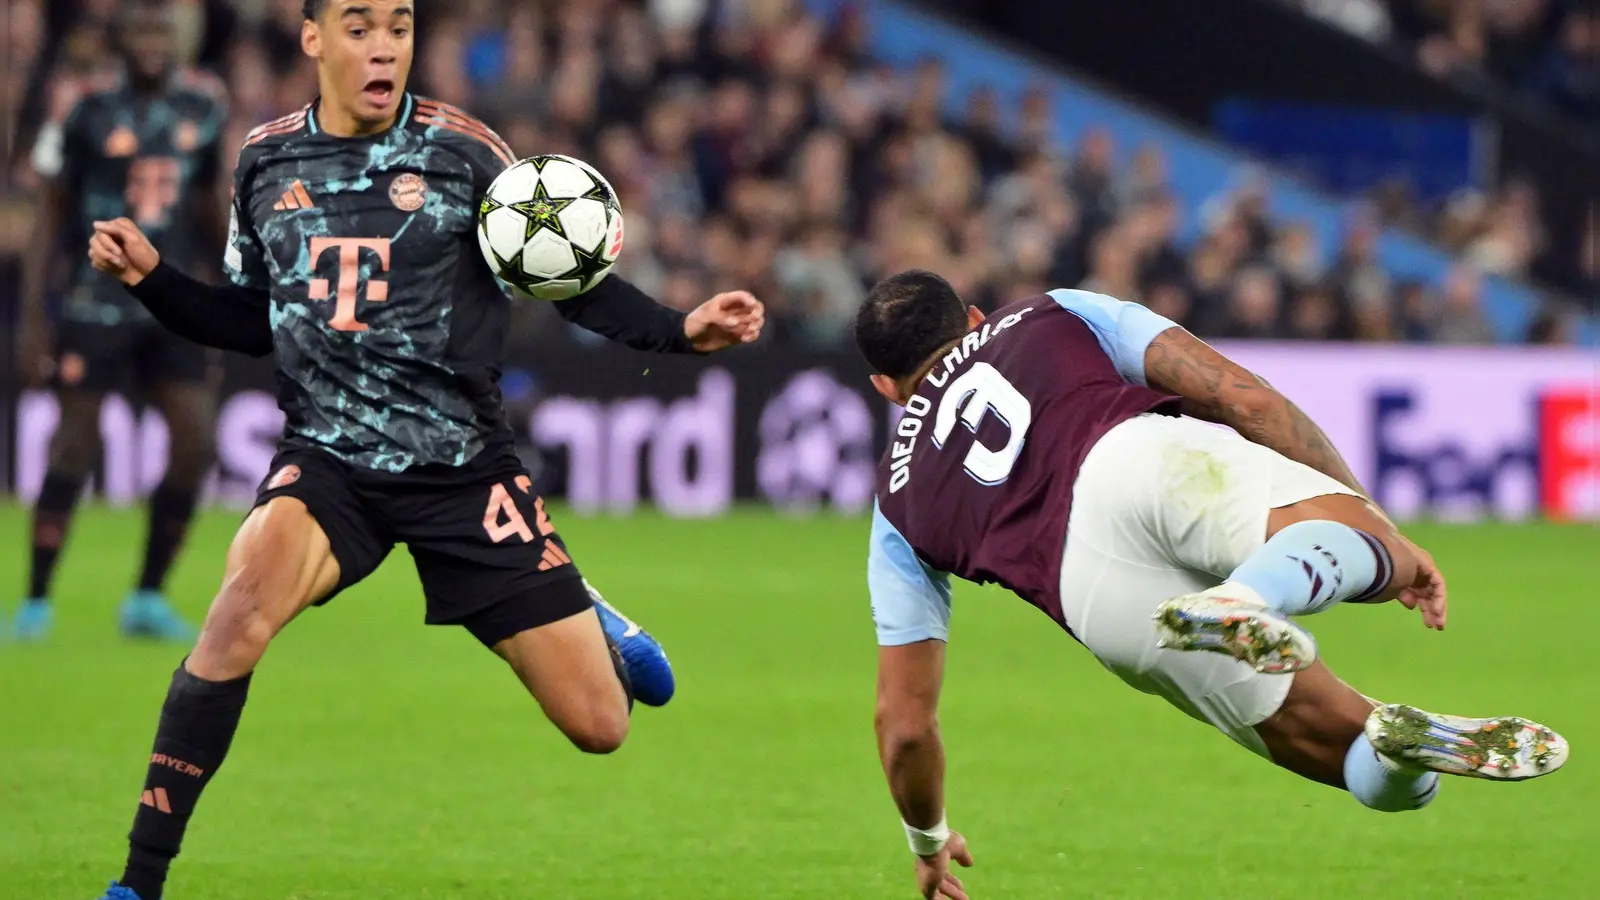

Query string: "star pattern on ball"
[[511, 181, 576, 240]]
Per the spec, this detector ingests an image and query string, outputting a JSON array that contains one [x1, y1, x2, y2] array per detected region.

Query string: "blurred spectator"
[[1527, 9, 1600, 121], [1331, 209, 1392, 307], [1116, 144, 1170, 210], [775, 220, 865, 347], [1527, 306, 1577, 344], [1396, 280, 1439, 342], [1079, 226, 1142, 302], [963, 87, 1017, 183], [1433, 264, 1497, 344], [1288, 282, 1344, 341], [1071, 128, 1119, 233], [1220, 266, 1287, 339], [1272, 221, 1325, 291], [1127, 193, 1187, 287], [1143, 277, 1194, 330]]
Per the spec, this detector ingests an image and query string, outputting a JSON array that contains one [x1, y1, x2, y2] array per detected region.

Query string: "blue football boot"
[[586, 580, 675, 707], [12, 598, 53, 642], [97, 882, 143, 900], [119, 590, 197, 642]]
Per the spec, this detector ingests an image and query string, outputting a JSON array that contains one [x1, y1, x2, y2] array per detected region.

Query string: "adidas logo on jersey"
[[273, 181, 316, 211]]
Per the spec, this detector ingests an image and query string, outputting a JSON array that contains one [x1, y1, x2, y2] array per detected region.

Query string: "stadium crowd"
[[1287, 0, 1600, 125], [4, 0, 1584, 353]]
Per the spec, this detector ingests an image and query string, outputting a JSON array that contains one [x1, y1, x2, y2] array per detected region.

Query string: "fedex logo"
[[1370, 389, 1540, 520]]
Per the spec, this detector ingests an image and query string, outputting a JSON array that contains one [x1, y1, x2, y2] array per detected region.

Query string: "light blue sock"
[[1344, 733, 1439, 812], [1228, 520, 1393, 616]]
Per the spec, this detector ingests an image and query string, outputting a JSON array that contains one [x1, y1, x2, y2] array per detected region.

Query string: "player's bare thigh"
[[491, 607, 631, 754], [188, 497, 342, 681]]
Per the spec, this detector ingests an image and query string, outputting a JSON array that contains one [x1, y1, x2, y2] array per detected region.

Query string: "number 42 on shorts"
[[482, 477, 572, 571]]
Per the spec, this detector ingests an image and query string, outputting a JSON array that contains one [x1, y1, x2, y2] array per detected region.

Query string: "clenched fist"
[[684, 291, 765, 352], [88, 218, 161, 287]]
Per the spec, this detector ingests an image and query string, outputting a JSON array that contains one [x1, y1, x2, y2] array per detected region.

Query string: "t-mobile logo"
[[308, 237, 392, 332]]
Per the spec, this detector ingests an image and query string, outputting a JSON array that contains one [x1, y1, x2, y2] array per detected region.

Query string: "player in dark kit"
[[12, 0, 227, 642], [81, 2, 763, 898], [857, 272, 1565, 900]]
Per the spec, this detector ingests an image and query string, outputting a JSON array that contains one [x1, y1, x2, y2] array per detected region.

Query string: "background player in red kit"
[[856, 271, 1567, 900], [81, 1, 762, 899]]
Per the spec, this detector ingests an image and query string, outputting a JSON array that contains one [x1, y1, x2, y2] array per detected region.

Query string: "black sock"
[[121, 664, 252, 900], [28, 471, 86, 600], [137, 483, 201, 593]]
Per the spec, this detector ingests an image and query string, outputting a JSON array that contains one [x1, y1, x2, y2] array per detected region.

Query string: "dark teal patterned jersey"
[[226, 94, 523, 472], [40, 70, 228, 326]]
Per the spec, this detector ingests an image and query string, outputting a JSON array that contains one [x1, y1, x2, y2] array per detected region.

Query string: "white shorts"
[[1059, 414, 1359, 757]]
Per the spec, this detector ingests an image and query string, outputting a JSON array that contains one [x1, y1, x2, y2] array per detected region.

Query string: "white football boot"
[[1153, 583, 1318, 675], [1365, 704, 1569, 781]]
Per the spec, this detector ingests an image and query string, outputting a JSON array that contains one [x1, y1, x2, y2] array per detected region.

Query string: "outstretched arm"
[[868, 507, 973, 899], [552, 276, 764, 354], [1143, 326, 1367, 496], [89, 218, 274, 357], [877, 640, 948, 837]]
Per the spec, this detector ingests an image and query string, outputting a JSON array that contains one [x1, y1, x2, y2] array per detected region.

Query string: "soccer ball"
[[477, 154, 625, 301]]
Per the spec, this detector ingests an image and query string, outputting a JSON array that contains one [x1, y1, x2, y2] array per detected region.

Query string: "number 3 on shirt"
[[931, 363, 1032, 485]]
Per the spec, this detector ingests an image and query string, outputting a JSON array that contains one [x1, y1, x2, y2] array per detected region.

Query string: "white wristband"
[[903, 815, 950, 856]]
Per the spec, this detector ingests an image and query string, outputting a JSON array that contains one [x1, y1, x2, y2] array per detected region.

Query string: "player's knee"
[[558, 702, 630, 755], [190, 603, 276, 680], [190, 573, 292, 679]]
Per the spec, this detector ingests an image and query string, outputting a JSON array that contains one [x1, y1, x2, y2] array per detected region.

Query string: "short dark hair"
[[303, 0, 327, 20], [855, 270, 970, 380]]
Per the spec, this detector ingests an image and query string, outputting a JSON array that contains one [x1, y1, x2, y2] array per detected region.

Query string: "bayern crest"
[[390, 173, 428, 212], [266, 465, 302, 491]]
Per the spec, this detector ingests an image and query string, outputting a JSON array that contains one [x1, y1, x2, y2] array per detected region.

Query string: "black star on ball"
[[511, 181, 575, 239]]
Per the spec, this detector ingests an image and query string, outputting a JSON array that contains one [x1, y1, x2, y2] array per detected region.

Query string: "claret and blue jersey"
[[869, 289, 1183, 646]]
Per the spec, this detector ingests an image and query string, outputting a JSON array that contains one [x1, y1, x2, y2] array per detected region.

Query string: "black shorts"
[[55, 319, 214, 392], [253, 442, 593, 646]]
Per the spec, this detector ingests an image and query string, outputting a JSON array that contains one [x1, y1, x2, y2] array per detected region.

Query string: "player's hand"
[[914, 831, 974, 900], [1396, 537, 1447, 631], [16, 316, 54, 387], [684, 291, 765, 352], [88, 218, 161, 287]]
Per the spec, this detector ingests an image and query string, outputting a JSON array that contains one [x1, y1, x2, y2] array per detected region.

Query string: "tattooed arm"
[[1142, 327, 1368, 496]]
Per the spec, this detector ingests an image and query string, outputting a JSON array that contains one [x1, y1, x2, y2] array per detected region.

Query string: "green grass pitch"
[[1, 505, 1595, 899]]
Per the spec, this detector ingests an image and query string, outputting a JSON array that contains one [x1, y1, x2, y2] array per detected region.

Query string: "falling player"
[[856, 271, 1567, 900], [13, 0, 226, 642], [80, 1, 763, 898]]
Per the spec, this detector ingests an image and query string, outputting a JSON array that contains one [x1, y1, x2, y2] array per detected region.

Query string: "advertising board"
[[8, 344, 1595, 521]]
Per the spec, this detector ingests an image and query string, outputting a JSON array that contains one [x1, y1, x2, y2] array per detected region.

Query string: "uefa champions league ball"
[[477, 154, 625, 301]]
